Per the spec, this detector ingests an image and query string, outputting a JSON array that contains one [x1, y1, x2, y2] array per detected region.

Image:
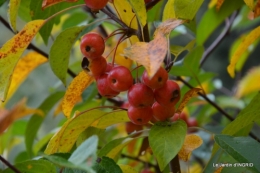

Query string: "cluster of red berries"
[[80, 32, 181, 126], [84, 0, 109, 11]]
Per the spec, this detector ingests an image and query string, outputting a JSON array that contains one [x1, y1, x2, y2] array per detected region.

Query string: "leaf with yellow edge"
[[236, 66, 260, 98], [61, 71, 94, 118], [119, 164, 138, 173], [44, 109, 107, 155], [126, 0, 147, 26], [8, 0, 21, 33], [227, 26, 260, 78], [95, 110, 129, 129], [4, 52, 47, 105], [254, 0, 260, 18], [42, 0, 78, 9], [124, 19, 184, 78], [178, 134, 203, 162], [244, 0, 255, 10], [0, 98, 44, 134], [176, 88, 202, 114], [0, 20, 45, 102]]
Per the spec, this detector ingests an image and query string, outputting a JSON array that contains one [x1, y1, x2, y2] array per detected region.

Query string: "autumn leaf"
[[227, 26, 260, 78], [115, 40, 133, 69], [178, 134, 203, 161], [254, 0, 260, 18], [124, 19, 184, 78], [0, 98, 43, 134], [236, 66, 260, 98], [61, 71, 94, 118], [244, 0, 255, 10], [42, 0, 78, 9], [216, 0, 225, 10], [8, 0, 21, 33], [4, 52, 47, 105], [214, 167, 223, 173], [176, 88, 202, 114], [0, 20, 45, 102]]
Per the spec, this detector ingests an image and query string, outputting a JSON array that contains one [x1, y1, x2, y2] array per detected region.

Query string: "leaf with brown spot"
[[178, 134, 203, 161], [124, 19, 184, 78], [0, 20, 45, 102], [42, 0, 78, 9], [0, 98, 44, 134], [176, 88, 202, 114], [216, 0, 225, 10], [61, 71, 94, 118], [254, 0, 260, 18], [4, 52, 47, 106], [44, 109, 107, 154]]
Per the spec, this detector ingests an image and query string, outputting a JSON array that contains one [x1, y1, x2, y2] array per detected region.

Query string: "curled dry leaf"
[[124, 19, 184, 78], [61, 71, 94, 118], [42, 0, 78, 9], [178, 134, 203, 162], [176, 88, 202, 114], [0, 98, 44, 134]]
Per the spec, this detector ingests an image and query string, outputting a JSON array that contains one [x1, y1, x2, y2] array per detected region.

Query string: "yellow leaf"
[[42, 0, 78, 9], [95, 110, 129, 129], [0, 98, 43, 134], [115, 40, 133, 69], [244, 0, 255, 10], [4, 52, 47, 105], [216, 0, 225, 10], [61, 71, 94, 118], [126, 0, 147, 26], [208, 0, 217, 8], [44, 109, 106, 154], [227, 26, 260, 78], [178, 134, 203, 162], [0, 20, 45, 102], [236, 66, 260, 98], [124, 19, 183, 78], [176, 88, 202, 114], [119, 164, 138, 173], [254, 0, 260, 18], [8, 0, 21, 33]]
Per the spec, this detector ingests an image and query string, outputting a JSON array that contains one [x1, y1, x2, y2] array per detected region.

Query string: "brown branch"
[[169, 155, 181, 173], [0, 155, 21, 173], [176, 76, 260, 142]]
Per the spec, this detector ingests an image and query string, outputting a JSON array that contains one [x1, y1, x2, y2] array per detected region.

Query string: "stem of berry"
[[111, 33, 127, 66]]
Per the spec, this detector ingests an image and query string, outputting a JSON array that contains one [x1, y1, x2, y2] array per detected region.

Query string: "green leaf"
[[33, 133, 54, 154], [3, 160, 56, 173], [77, 127, 104, 146], [0, 0, 7, 6], [25, 92, 64, 158], [62, 12, 89, 30], [69, 135, 98, 164], [170, 46, 204, 76], [197, 0, 244, 45], [49, 26, 85, 85], [163, 0, 203, 21], [119, 165, 138, 173], [95, 110, 129, 129], [43, 154, 95, 173], [8, 0, 21, 32], [93, 156, 122, 173], [126, 0, 147, 26], [215, 135, 260, 173], [148, 120, 187, 171], [98, 137, 134, 159]]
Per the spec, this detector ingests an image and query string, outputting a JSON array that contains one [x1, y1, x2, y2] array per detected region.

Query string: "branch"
[[0, 155, 21, 173], [169, 155, 181, 173], [200, 11, 238, 67], [176, 76, 260, 142], [0, 16, 77, 78]]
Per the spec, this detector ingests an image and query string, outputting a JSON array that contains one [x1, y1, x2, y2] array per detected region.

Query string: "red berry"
[[187, 117, 198, 127], [154, 80, 180, 106], [141, 169, 154, 173], [84, 56, 107, 77], [152, 102, 175, 121], [96, 74, 119, 98], [80, 33, 105, 59], [127, 106, 153, 125], [128, 83, 154, 107], [84, 0, 109, 10], [171, 112, 188, 123], [107, 66, 133, 92], [121, 102, 130, 109], [142, 67, 168, 89], [125, 122, 143, 136]]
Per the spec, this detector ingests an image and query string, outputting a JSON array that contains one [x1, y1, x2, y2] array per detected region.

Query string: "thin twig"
[[0, 155, 21, 173], [176, 76, 260, 142], [200, 11, 238, 67]]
